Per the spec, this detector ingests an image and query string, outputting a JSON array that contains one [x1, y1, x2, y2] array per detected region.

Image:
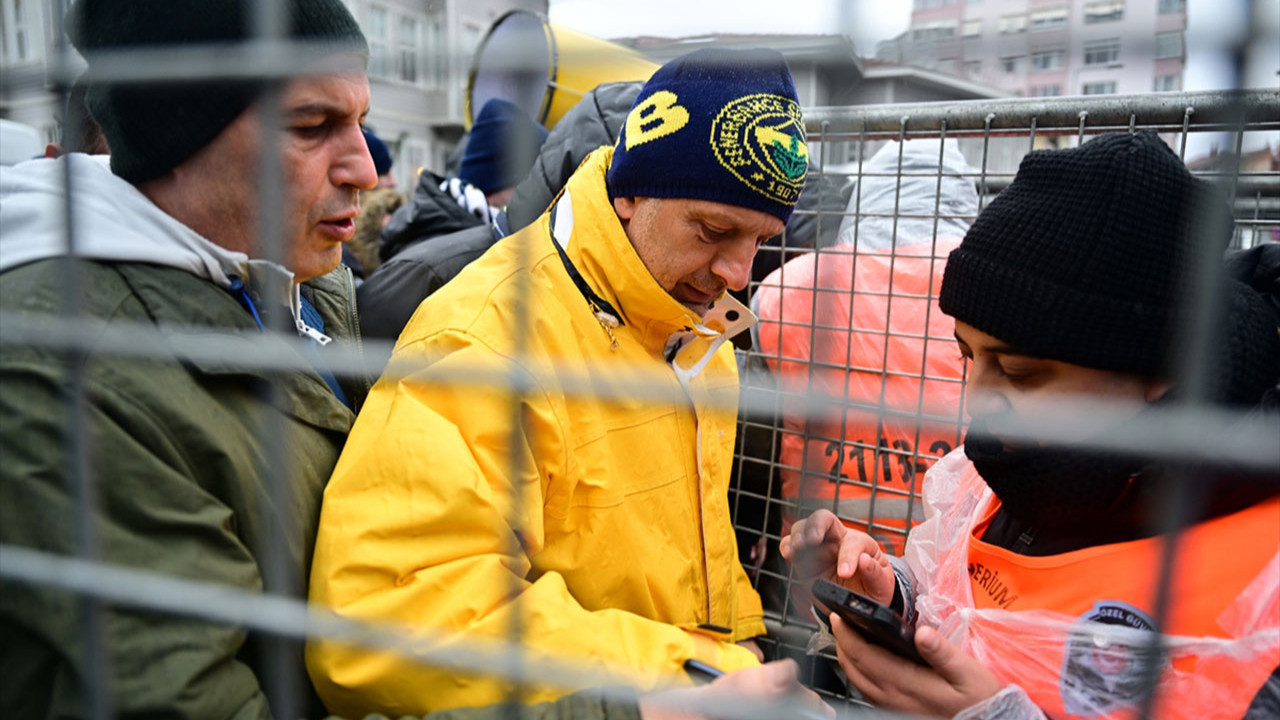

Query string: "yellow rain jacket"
[[308, 147, 765, 717]]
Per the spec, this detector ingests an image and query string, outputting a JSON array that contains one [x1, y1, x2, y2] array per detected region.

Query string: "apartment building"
[[879, 0, 1187, 97]]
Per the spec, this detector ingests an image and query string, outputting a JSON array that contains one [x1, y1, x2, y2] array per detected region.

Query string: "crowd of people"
[[0, 1, 1276, 719]]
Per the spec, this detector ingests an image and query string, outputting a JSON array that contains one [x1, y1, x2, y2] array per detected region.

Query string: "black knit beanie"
[[68, 0, 367, 184], [941, 132, 1226, 375]]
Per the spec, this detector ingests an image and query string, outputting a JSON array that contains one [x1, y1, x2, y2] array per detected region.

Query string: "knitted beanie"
[[606, 48, 806, 225], [68, 0, 367, 184], [363, 128, 393, 177], [457, 98, 549, 196], [940, 131, 1242, 378]]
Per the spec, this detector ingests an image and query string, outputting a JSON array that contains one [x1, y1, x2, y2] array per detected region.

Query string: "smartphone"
[[682, 658, 724, 685], [811, 579, 926, 665]]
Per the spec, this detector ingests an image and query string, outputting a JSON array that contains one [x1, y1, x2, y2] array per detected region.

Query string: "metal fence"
[[0, 4, 1278, 718], [731, 90, 1280, 708]]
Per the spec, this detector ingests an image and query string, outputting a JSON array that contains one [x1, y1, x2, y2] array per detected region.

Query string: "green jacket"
[[0, 258, 371, 718]]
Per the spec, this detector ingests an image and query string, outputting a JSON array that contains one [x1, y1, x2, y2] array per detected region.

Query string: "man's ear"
[[612, 196, 637, 221]]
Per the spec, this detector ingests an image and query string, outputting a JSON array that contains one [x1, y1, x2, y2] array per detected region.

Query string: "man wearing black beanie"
[[783, 131, 1279, 719], [0, 1, 379, 717]]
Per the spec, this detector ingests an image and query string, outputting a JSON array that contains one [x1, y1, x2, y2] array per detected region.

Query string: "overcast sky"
[[547, 0, 1278, 154]]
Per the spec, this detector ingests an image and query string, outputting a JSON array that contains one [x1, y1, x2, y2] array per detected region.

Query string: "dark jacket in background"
[[356, 82, 644, 344], [357, 223, 497, 342], [505, 81, 644, 230], [378, 170, 483, 263]]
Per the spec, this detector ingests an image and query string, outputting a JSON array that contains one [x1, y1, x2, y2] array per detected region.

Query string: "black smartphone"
[[682, 658, 724, 685], [811, 579, 926, 665]]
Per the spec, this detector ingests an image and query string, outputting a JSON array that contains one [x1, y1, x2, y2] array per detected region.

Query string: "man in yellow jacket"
[[307, 49, 809, 717]]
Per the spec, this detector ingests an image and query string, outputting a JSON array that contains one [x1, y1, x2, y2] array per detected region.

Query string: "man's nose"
[[962, 372, 1011, 419], [334, 126, 378, 191], [711, 237, 757, 292]]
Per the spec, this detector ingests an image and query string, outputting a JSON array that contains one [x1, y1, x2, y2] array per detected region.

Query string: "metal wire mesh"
[[0, 2, 1277, 718], [734, 87, 1280, 711]]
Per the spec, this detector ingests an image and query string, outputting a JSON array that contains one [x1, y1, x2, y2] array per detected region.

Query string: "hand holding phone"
[[811, 579, 926, 665]]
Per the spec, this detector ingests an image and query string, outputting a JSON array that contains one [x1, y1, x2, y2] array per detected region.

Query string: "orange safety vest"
[[913, 452, 1280, 720], [754, 240, 966, 553]]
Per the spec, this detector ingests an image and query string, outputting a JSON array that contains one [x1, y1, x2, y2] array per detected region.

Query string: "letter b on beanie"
[[606, 48, 807, 225]]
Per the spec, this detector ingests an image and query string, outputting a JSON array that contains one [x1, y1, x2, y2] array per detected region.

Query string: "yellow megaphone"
[[466, 10, 658, 131]]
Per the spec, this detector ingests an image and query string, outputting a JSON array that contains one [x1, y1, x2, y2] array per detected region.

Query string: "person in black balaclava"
[[781, 131, 1280, 720]]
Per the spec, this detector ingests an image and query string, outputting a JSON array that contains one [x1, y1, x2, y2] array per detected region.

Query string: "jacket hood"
[[0, 153, 319, 337], [835, 139, 978, 251]]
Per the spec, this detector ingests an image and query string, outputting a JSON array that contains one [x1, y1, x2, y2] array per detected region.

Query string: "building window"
[[397, 16, 419, 84], [7, 0, 32, 63], [367, 5, 391, 79], [1084, 1, 1124, 23], [1031, 85, 1062, 97], [1084, 38, 1121, 65], [1030, 7, 1068, 32], [1082, 80, 1117, 95], [1155, 31, 1183, 59], [999, 14, 1028, 34], [1001, 55, 1025, 73], [1031, 49, 1064, 71], [1153, 74, 1181, 91], [421, 16, 446, 88], [963, 19, 982, 38], [964, 59, 982, 76], [912, 21, 957, 42], [1159, 0, 1185, 13]]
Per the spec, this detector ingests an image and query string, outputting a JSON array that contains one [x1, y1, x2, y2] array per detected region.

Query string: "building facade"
[[879, 0, 1187, 98]]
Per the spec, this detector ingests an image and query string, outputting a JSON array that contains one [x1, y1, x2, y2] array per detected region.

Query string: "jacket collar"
[[0, 153, 329, 343], [556, 147, 757, 357]]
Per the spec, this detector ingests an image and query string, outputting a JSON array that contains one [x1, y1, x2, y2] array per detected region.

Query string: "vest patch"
[[1060, 601, 1166, 717]]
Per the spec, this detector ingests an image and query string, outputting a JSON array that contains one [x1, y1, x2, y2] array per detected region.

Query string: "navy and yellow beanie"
[[606, 48, 806, 225], [68, 0, 367, 184]]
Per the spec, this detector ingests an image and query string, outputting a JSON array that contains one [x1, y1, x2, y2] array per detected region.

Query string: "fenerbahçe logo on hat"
[[711, 93, 808, 205], [620, 89, 808, 207]]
